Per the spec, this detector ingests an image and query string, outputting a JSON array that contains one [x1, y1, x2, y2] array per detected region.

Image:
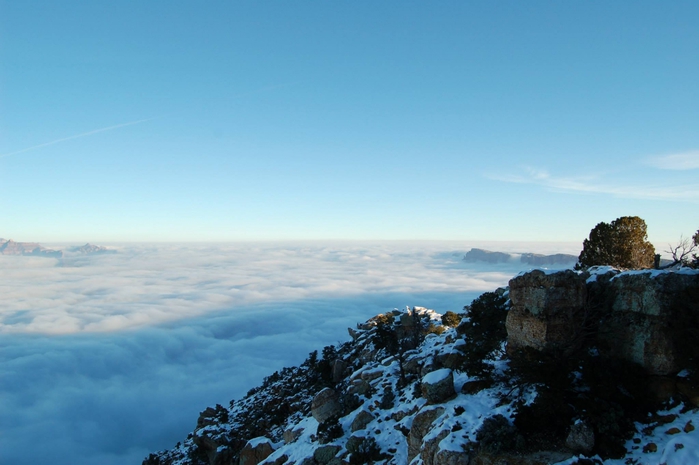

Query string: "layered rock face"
[[599, 271, 699, 375], [506, 269, 587, 355], [506, 268, 699, 375]]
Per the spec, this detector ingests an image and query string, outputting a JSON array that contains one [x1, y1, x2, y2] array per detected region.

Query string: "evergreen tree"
[[577, 216, 655, 270]]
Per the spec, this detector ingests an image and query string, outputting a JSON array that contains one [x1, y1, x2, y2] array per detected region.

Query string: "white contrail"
[[0, 117, 157, 159]]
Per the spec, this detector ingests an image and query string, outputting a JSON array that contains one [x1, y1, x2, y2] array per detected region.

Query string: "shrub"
[[348, 436, 386, 464], [441, 311, 462, 327], [457, 291, 509, 378], [576, 216, 655, 270], [316, 415, 344, 444], [425, 323, 446, 335], [475, 414, 522, 452], [508, 348, 657, 459]]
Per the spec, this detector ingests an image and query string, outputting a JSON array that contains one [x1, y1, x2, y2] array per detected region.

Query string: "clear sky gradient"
[[1, 1, 697, 244]]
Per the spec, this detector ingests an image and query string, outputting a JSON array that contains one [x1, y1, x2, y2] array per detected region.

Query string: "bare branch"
[[665, 235, 698, 265]]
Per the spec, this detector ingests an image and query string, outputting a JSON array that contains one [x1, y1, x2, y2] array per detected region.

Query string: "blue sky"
[[1, 1, 697, 244]]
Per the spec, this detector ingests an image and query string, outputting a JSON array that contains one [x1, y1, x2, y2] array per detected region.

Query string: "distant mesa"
[[463, 248, 578, 265], [520, 252, 579, 266], [463, 248, 512, 263], [0, 238, 63, 258], [69, 243, 117, 255]]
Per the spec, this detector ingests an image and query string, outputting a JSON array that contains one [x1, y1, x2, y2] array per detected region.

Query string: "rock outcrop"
[[506, 268, 699, 375], [600, 270, 699, 375], [408, 407, 445, 462], [506, 269, 587, 355]]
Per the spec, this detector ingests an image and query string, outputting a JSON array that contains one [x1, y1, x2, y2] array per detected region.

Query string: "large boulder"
[[239, 437, 275, 465], [421, 368, 456, 404], [506, 270, 587, 354], [311, 388, 342, 423]]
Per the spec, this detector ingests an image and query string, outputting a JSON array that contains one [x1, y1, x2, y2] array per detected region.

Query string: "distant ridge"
[[0, 238, 62, 258], [68, 243, 117, 255], [463, 247, 578, 265]]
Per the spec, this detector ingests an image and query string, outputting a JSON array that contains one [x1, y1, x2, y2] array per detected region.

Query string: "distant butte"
[[463, 247, 578, 265], [0, 238, 63, 258], [69, 243, 117, 255]]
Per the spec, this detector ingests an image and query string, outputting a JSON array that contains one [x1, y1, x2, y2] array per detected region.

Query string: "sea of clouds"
[[0, 241, 579, 465]]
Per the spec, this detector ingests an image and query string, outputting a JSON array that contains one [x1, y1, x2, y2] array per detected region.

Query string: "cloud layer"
[[0, 242, 576, 465]]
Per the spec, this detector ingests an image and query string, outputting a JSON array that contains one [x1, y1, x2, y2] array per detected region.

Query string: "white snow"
[[422, 368, 452, 384]]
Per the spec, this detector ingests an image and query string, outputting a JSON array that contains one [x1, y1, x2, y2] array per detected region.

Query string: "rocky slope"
[[144, 267, 699, 465]]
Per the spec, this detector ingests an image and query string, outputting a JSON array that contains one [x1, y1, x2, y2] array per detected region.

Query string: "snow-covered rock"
[[421, 369, 456, 404]]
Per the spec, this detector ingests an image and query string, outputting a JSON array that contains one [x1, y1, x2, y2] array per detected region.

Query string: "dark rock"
[[349, 380, 370, 396], [332, 359, 347, 384], [471, 450, 573, 465], [311, 388, 342, 423], [196, 407, 218, 428], [408, 407, 445, 462], [598, 271, 699, 375], [267, 454, 288, 465], [565, 420, 594, 453], [433, 448, 471, 465], [461, 379, 492, 395], [313, 445, 341, 464], [421, 429, 449, 465], [345, 434, 366, 454], [239, 438, 275, 465], [351, 410, 374, 432]]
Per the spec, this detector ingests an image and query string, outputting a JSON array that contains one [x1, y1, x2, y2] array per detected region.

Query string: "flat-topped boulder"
[[506, 269, 587, 354]]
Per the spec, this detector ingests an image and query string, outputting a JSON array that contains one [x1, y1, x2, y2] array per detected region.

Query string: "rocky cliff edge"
[[144, 268, 699, 465]]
